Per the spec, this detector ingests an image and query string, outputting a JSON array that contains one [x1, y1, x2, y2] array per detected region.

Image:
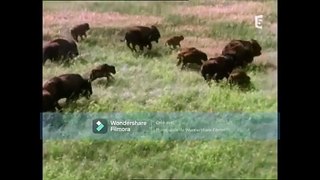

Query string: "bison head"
[[250, 39, 262, 57], [149, 25, 161, 43], [109, 65, 116, 74], [179, 35, 184, 41], [200, 52, 208, 61], [84, 23, 90, 30]]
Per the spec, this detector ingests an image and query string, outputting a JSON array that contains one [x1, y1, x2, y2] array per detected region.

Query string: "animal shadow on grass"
[[95, 78, 115, 88], [131, 49, 163, 59], [182, 63, 202, 72], [143, 50, 163, 58], [59, 57, 88, 67], [229, 82, 256, 92]]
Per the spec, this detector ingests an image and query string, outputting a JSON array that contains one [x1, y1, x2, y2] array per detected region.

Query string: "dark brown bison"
[[165, 35, 184, 49], [42, 89, 61, 112], [43, 74, 92, 104], [178, 47, 197, 56], [50, 38, 79, 60], [71, 23, 90, 42], [121, 25, 161, 52], [228, 69, 251, 87], [200, 55, 237, 83], [43, 42, 60, 65], [176, 48, 208, 70], [89, 64, 116, 82], [222, 39, 262, 67]]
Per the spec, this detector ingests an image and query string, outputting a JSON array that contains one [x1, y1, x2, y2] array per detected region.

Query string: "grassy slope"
[[43, 1, 277, 179]]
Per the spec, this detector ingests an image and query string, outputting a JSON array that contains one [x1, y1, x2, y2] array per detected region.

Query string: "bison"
[[42, 89, 61, 112], [71, 23, 90, 42], [89, 64, 116, 82], [228, 69, 251, 87], [121, 25, 161, 52], [50, 38, 79, 60], [222, 39, 262, 67], [200, 55, 237, 83], [176, 48, 208, 70], [43, 42, 60, 65], [43, 74, 92, 104], [165, 35, 184, 49]]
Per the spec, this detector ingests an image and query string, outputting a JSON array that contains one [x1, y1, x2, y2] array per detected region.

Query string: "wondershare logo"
[[92, 119, 107, 134]]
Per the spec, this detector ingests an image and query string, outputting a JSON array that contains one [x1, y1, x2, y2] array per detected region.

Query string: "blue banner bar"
[[42, 112, 278, 140]]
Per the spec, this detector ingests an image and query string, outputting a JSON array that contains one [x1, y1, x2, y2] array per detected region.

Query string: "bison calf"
[[228, 69, 251, 87], [165, 35, 184, 49], [43, 74, 92, 104], [89, 64, 116, 82], [176, 48, 207, 70], [71, 23, 90, 42]]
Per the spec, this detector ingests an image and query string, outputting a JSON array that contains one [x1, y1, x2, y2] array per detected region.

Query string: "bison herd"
[[43, 23, 262, 112]]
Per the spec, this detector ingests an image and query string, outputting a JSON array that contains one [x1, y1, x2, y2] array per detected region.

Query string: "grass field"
[[43, 1, 278, 179]]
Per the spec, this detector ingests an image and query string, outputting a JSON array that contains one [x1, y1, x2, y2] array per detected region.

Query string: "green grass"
[[43, 1, 277, 179], [44, 140, 276, 180]]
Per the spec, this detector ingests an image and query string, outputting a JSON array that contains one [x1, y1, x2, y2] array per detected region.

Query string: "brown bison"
[[51, 38, 79, 60], [228, 69, 251, 87], [71, 23, 90, 42], [42, 89, 61, 112], [43, 42, 60, 65], [89, 64, 116, 82], [222, 39, 262, 67], [176, 48, 208, 70], [178, 47, 197, 56], [200, 55, 237, 83], [121, 25, 161, 52], [165, 35, 184, 49], [43, 74, 92, 104]]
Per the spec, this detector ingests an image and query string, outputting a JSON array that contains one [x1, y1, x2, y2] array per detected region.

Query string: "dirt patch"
[[254, 51, 277, 65], [269, 23, 277, 35], [176, 2, 272, 23], [43, 11, 163, 34], [180, 37, 229, 58], [177, 25, 209, 32]]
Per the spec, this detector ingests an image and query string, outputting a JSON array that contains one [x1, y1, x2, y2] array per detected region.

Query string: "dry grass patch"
[[180, 37, 229, 57], [43, 11, 163, 30], [176, 1, 273, 23], [269, 23, 277, 35]]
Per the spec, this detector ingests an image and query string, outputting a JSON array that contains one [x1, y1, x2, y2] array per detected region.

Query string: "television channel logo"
[[92, 119, 107, 134]]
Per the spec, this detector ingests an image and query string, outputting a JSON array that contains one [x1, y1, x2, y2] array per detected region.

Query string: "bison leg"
[[215, 73, 225, 83], [74, 35, 79, 42], [139, 45, 144, 51], [181, 62, 187, 70], [55, 102, 62, 112], [132, 44, 138, 52], [147, 42, 152, 50], [66, 94, 79, 104], [126, 42, 135, 52]]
